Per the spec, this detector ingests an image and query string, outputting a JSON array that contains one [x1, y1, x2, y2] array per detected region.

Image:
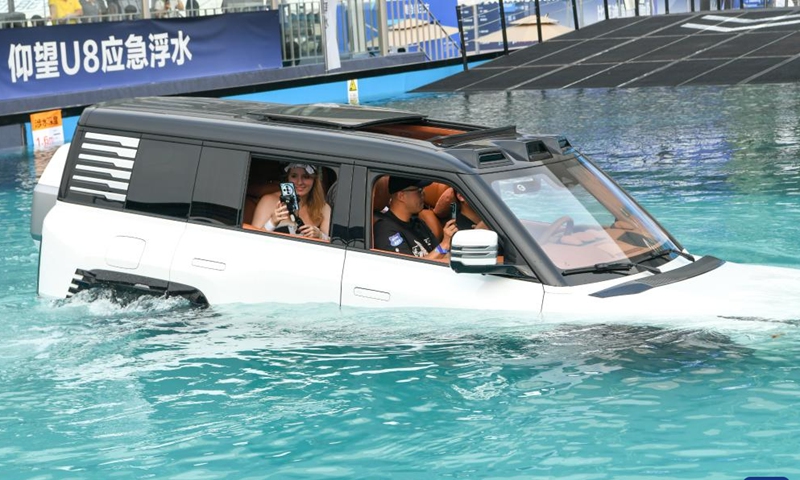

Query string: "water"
[[3, 84, 800, 479]]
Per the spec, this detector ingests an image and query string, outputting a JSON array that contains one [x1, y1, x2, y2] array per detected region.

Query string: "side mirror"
[[450, 229, 499, 274]]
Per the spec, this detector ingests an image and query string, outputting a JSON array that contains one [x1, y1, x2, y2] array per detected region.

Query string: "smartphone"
[[279, 182, 303, 226], [450, 202, 458, 221]]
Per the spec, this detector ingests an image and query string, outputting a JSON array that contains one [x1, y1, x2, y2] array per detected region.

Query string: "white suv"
[[31, 97, 800, 321]]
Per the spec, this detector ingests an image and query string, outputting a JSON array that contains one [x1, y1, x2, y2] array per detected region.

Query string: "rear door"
[[339, 166, 544, 313], [169, 148, 351, 306]]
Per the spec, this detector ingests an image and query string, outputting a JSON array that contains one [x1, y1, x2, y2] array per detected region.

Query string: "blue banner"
[[1, 11, 281, 102], [386, 0, 458, 27]]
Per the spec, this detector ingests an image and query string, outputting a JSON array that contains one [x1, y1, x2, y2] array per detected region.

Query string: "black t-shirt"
[[374, 211, 439, 257]]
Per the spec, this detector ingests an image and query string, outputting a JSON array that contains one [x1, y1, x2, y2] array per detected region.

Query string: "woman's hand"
[[271, 202, 289, 225], [298, 224, 322, 239]]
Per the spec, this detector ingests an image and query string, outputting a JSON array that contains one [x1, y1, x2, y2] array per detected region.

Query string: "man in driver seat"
[[374, 176, 457, 260]]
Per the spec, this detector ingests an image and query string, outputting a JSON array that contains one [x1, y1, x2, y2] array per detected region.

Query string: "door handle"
[[353, 287, 390, 302], [191, 258, 226, 271]]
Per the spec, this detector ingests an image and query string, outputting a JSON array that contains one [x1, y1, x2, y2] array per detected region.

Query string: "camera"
[[280, 182, 304, 227]]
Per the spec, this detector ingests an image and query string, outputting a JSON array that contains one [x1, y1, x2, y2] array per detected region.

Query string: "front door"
[[340, 168, 544, 313], [341, 249, 542, 311]]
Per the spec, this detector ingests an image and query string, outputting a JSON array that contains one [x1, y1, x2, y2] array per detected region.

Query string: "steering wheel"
[[538, 216, 574, 243]]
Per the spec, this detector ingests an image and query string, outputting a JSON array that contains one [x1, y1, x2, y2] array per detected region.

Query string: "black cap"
[[388, 176, 432, 194]]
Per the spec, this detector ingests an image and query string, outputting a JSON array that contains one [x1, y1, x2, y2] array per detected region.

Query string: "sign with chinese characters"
[[30, 109, 65, 151], [1, 11, 281, 103]]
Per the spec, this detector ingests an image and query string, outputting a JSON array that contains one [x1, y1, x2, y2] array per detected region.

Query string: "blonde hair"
[[305, 173, 326, 227], [286, 167, 326, 227]]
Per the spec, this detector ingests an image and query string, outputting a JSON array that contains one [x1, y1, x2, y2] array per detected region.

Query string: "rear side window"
[[189, 147, 248, 227], [125, 140, 201, 220], [60, 130, 141, 210]]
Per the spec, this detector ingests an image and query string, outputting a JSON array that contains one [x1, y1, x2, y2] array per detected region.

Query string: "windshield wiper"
[[637, 247, 695, 264], [561, 261, 660, 277], [560, 248, 695, 277]]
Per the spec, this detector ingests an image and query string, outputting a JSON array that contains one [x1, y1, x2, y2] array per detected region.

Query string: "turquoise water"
[[3, 84, 800, 479]]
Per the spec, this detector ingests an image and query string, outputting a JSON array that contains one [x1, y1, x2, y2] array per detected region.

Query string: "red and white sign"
[[30, 109, 65, 151]]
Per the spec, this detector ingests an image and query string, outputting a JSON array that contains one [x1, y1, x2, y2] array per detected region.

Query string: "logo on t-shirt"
[[389, 233, 404, 247], [411, 240, 426, 257]]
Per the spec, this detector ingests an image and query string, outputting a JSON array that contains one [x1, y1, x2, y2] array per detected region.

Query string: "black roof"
[[87, 97, 430, 129], [79, 97, 568, 174], [245, 103, 427, 128]]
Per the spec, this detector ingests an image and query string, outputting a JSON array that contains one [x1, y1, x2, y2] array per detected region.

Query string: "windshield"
[[490, 154, 679, 272]]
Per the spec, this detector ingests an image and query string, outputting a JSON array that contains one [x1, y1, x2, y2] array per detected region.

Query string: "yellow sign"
[[30, 109, 65, 151], [348, 79, 359, 105], [30, 109, 62, 131]]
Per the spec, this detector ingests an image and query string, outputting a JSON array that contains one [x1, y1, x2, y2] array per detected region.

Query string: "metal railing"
[[1, 0, 462, 66], [452, 0, 800, 64], [383, 0, 461, 61], [0, 5, 260, 27]]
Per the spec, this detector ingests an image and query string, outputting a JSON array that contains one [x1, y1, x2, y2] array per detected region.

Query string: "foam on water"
[[3, 85, 800, 478]]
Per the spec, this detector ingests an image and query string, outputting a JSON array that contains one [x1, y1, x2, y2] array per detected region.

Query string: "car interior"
[[241, 157, 337, 239], [371, 175, 450, 244]]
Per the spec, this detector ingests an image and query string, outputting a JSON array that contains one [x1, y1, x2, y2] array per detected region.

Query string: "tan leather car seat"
[[372, 176, 449, 247]]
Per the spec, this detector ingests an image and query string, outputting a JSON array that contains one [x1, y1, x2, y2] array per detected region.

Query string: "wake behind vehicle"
[[30, 97, 800, 321]]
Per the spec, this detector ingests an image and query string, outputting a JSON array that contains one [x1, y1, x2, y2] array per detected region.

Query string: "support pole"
[[377, 0, 389, 57], [635, 0, 640, 16], [665, 0, 670, 13], [535, 0, 543, 42], [603, 0, 609, 19], [571, 0, 580, 29], [499, 0, 509, 55], [456, 5, 469, 71]]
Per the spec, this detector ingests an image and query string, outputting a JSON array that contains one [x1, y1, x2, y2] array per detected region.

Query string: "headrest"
[[423, 182, 451, 208], [373, 175, 390, 212]]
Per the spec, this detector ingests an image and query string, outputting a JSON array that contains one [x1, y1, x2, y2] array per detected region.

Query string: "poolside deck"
[[416, 8, 800, 92]]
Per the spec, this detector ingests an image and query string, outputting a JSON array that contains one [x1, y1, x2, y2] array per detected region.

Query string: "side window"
[[243, 156, 338, 242], [370, 174, 492, 259], [60, 129, 141, 210], [189, 147, 248, 227], [125, 140, 201, 220]]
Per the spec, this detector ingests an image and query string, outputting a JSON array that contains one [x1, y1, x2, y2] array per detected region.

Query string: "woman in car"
[[251, 163, 332, 241]]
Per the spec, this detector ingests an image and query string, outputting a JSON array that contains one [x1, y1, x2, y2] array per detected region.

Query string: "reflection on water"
[[2, 84, 800, 478]]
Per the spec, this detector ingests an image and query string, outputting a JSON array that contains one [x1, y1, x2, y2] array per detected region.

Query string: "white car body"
[[31, 98, 800, 323]]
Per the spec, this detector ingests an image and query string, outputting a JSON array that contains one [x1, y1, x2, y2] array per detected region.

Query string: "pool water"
[[2, 84, 800, 479]]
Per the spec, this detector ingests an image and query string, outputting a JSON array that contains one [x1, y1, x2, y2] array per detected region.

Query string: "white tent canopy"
[[478, 14, 572, 43]]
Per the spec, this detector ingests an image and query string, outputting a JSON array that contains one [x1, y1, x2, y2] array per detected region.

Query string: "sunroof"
[[247, 103, 427, 129], [430, 125, 518, 147]]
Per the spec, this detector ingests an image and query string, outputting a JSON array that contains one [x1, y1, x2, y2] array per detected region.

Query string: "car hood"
[[543, 259, 800, 323]]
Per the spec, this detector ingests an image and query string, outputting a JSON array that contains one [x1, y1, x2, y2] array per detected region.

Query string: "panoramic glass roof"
[[247, 103, 427, 128]]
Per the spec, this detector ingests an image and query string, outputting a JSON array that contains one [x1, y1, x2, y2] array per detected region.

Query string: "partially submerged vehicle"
[[30, 97, 800, 320]]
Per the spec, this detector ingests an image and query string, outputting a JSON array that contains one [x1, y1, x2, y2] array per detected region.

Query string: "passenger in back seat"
[[374, 176, 458, 260], [251, 163, 331, 241]]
